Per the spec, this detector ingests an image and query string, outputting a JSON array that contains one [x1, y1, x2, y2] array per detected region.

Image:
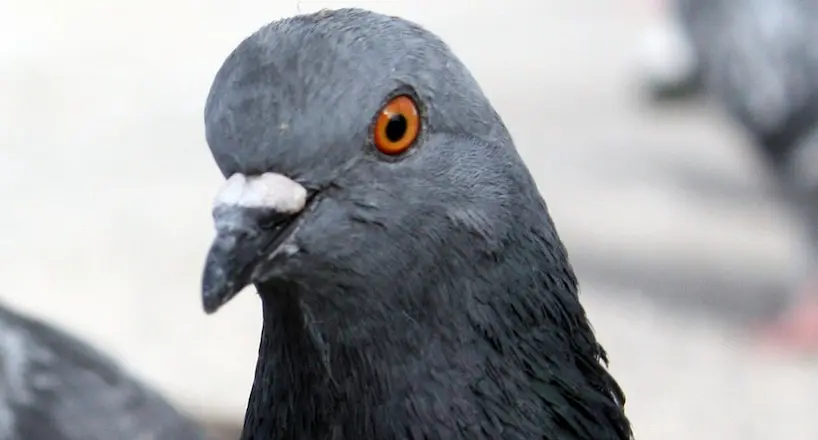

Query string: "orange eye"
[[373, 95, 420, 155]]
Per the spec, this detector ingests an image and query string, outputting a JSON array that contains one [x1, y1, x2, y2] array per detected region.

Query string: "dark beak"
[[201, 206, 302, 314]]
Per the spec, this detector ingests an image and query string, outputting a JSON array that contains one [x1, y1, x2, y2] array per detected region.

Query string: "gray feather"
[[0, 305, 206, 440]]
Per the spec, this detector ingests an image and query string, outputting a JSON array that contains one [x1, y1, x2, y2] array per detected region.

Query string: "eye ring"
[[373, 95, 420, 155]]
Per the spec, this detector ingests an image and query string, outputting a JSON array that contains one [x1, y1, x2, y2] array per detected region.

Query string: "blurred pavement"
[[1, 0, 817, 439]]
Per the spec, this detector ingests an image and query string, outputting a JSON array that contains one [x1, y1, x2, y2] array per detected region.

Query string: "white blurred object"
[[635, 15, 700, 95]]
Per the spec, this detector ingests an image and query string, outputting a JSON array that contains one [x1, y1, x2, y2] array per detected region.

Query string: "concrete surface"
[[1, 0, 816, 438]]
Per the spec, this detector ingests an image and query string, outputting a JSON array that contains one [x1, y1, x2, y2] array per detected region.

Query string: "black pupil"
[[385, 113, 408, 142]]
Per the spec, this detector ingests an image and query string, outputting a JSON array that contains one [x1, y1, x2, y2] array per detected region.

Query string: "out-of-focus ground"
[[1, 0, 817, 439]]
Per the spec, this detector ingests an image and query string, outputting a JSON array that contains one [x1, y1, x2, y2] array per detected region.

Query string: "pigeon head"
[[201, 9, 631, 439], [201, 8, 530, 320]]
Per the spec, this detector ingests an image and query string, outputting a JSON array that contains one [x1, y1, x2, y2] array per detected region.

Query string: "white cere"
[[213, 172, 308, 213]]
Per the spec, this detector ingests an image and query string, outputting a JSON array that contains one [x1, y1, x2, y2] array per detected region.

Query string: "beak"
[[201, 173, 308, 314]]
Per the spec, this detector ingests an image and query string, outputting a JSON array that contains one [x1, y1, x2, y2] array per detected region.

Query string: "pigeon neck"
[[240, 287, 340, 439], [241, 280, 477, 438], [241, 235, 631, 439]]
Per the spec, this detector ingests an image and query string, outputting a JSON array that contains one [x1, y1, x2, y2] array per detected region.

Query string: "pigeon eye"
[[373, 95, 420, 155]]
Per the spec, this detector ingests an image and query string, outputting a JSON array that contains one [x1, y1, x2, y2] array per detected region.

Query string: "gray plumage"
[[0, 304, 206, 440], [201, 8, 632, 440], [676, 0, 818, 266]]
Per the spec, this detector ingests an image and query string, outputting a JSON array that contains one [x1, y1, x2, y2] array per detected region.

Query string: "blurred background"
[[2, 0, 817, 438]]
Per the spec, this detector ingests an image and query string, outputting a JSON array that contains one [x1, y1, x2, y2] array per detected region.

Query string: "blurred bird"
[[0, 303, 206, 440], [199, 8, 632, 440], [644, 0, 818, 350]]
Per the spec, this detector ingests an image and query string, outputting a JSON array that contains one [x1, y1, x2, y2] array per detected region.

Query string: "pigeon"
[[0, 303, 207, 440], [200, 8, 633, 440], [673, 0, 818, 349]]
